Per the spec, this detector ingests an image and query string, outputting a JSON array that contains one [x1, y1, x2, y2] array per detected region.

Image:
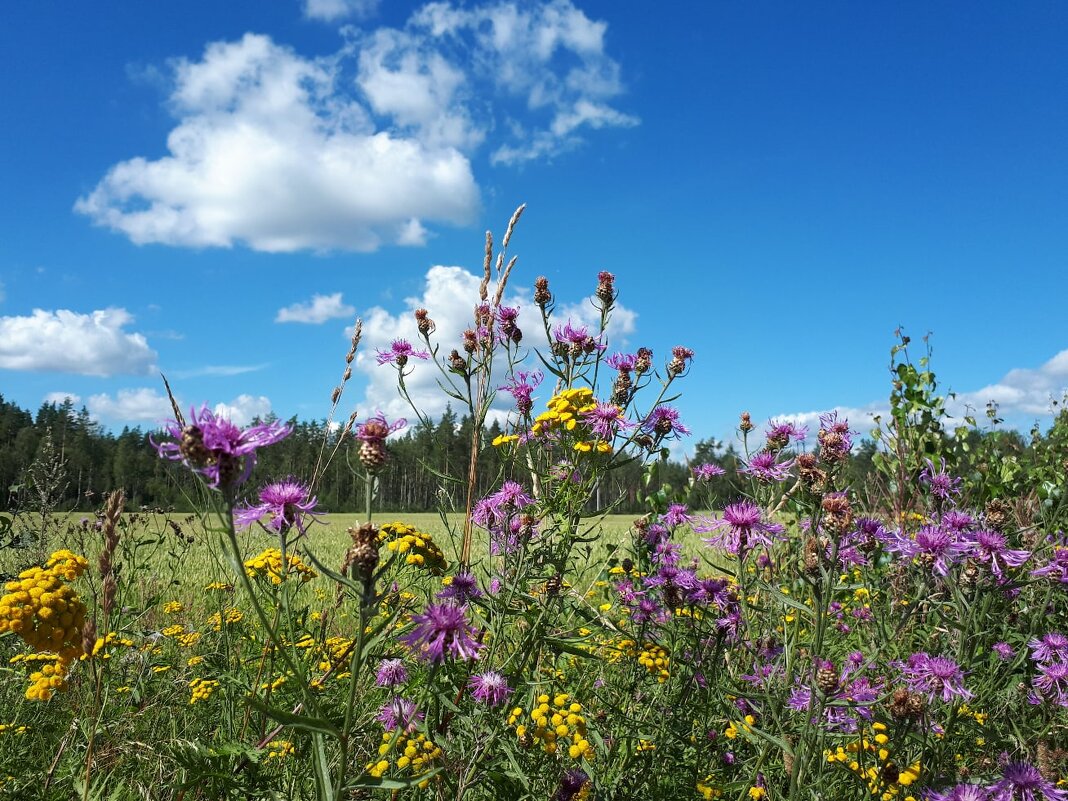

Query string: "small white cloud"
[[0, 308, 156, 376], [952, 349, 1068, 418], [303, 0, 379, 22], [353, 263, 636, 421], [276, 292, 356, 324], [87, 388, 173, 423], [213, 394, 273, 426], [43, 392, 82, 406]]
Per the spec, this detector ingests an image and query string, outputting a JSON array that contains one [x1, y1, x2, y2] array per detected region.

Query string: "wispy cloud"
[[276, 292, 355, 324], [172, 364, 270, 378], [303, 0, 379, 22]]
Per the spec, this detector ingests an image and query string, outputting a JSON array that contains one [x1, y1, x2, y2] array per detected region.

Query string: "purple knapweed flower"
[[661, 503, 692, 529], [353, 412, 406, 444], [497, 306, 522, 344], [552, 320, 604, 355], [740, 452, 795, 482], [764, 420, 808, 451], [968, 530, 1031, 578], [1031, 546, 1068, 583], [641, 405, 691, 440], [692, 462, 726, 481], [989, 761, 1068, 801], [375, 658, 409, 687], [375, 338, 430, 367], [606, 352, 637, 372], [376, 696, 423, 732], [472, 481, 535, 528], [401, 602, 484, 663], [499, 370, 543, 416], [468, 671, 511, 706], [1028, 632, 1068, 664], [942, 510, 976, 534], [233, 478, 322, 536], [583, 401, 631, 440], [554, 769, 591, 801], [900, 652, 973, 703], [992, 642, 1015, 661], [696, 501, 785, 558], [1033, 660, 1068, 707], [438, 572, 483, 603], [153, 405, 291, 490], [816, 411, 854, 462], [886, 524, 971, 576], [920, 457, 963, 502]]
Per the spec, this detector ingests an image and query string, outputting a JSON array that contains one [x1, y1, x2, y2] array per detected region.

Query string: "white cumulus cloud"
[[76, 33, 479, 253], [43, 392, 82, 406], [276, 292, 356, 324], [353, 263, 636, 422], [213, 394, 274, 426], [0, 308, 156, 376], [87, 388, 174, 424], [951, 349, 1068, 418], [76, 3, 636, 252]]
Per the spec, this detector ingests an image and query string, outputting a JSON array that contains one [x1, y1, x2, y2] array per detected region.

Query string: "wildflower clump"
[[366, 731, 442, 789], [510, 693, 595, 760], [189, 677, 220, 704], [244, 548, 317, 584], [824, 723, 921, 800], [0, 549, 89, 699], [377, 522, 447, 573]]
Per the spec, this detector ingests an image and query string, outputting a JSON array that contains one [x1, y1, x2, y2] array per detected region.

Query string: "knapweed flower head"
[[472, 481, 535, 529], [898, 652, 972, 703], [606, 352, 637, 372], [376, 696, 423, 733], [499, 370, 543, 416], [354, 413, 406, 472], [582, 401, 631, 440], [468, 670, 511, 706], [1028, 632, 1068, 663], [696, 501, 785, 559], [375, 338, 430, 368], [437, 572, 483, 603], [968, 529, 1030, 579], [693, 462, 726, 481], [401, 602, 483, 663], [884, 524, 970, 576], [641, 405, 690, 441], [740, 452, 795, 483], [153, 405, 291, 490], [552, 320, 604, 357], [926, 784, 991, 801], [816, 411, 853, 463], [233, 479, 322, 537], [375, 658, 409, 688], [497, 305, 522, 344], [667, 345, 694, 377], [764, 419, 808, 451], [989, 761, 1068, 801], [920, 457, 963, 502]]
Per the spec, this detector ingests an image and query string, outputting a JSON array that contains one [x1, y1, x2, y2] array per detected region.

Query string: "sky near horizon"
[[2, 1, 1067, 456]]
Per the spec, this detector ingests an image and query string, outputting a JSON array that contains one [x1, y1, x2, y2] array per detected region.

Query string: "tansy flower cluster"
[[377, 522, 448, 573], [824, 723, 921, 800], [0, 550, 89, 699], [244, 548, 317, 584], [366, 731, 442, 789], [189, 677, 220, 704], [508, 693, 595, 760], [207, 608, 244, 631], [532, 388, 597, 437]]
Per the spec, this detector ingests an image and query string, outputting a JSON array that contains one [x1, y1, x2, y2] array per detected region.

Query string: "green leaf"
[[246, 696, 341, 739]]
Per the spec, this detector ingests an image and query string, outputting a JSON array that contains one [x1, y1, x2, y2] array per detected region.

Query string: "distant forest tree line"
[[0, 394, 736, 516]]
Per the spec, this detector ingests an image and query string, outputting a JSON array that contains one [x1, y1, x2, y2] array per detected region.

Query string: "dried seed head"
[[984, 498, 1012, 532], [797, 453, 827, 493], [802, 536, 821, 576], [821, 493, 854, 535], [448, 349, 468, 376], [462, 329, 477, 354]]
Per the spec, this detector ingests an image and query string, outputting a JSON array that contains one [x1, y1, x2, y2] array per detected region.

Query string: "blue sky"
[[2, 0, 1067, 454]]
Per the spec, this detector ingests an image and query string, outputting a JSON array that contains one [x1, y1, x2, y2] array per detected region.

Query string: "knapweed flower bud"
[[534, 276, 552, 307], [739, 412, 755, 434], [596, 271, 616, 306], [984, 498, 1012, 532], [346, 523, 380, 584], [448, 349, 468, 376], [354, 414, 406, 473], [414, 308, 435, 336], [462, 329, 477, 354], [815, 660, 839, 694], [667, 345, 694, 378], [634, 347, 652, 376]]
